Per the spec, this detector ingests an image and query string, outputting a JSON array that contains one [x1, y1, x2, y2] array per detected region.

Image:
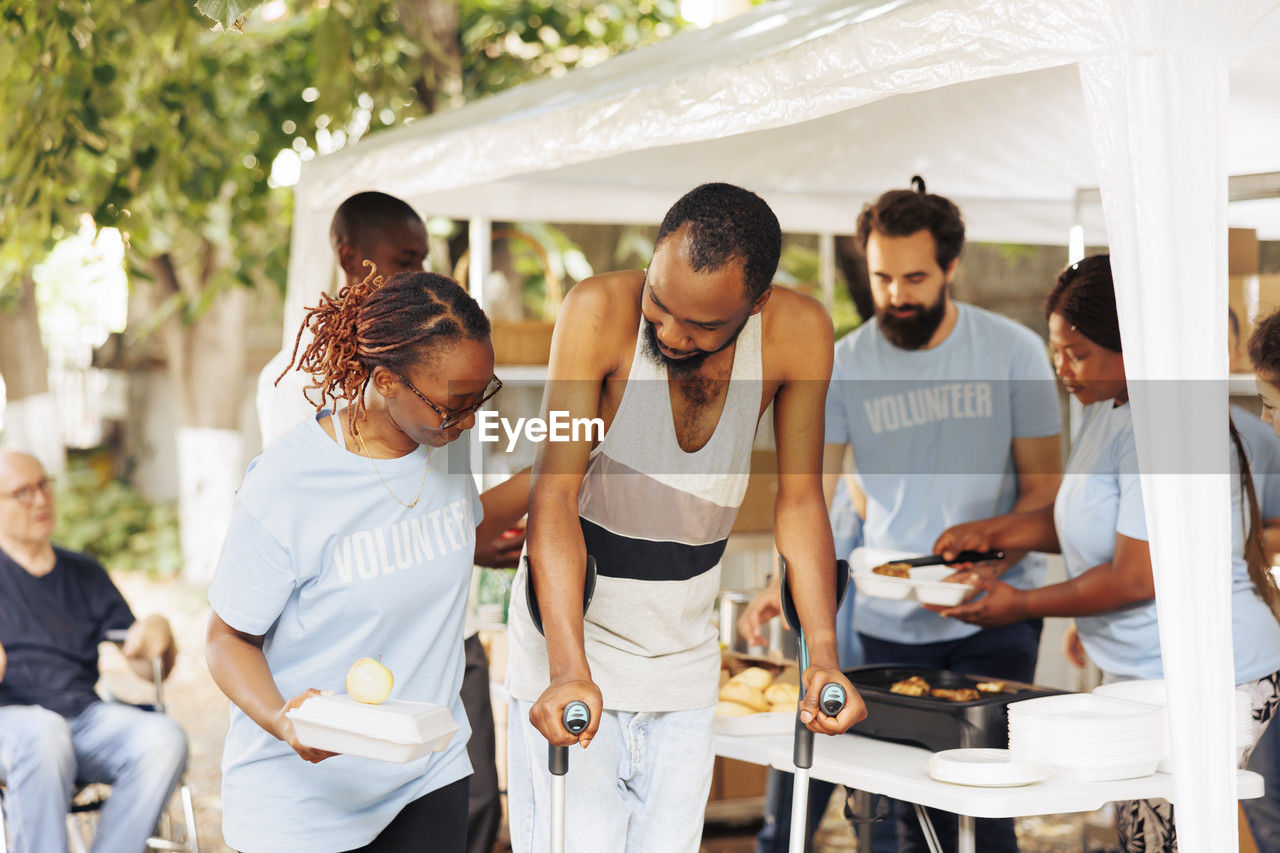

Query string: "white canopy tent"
[[271, 1, 1280, 847]]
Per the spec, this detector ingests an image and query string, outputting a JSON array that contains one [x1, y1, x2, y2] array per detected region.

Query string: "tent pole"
[[819, 232, 836, 311], [469, 217, 492, 489]]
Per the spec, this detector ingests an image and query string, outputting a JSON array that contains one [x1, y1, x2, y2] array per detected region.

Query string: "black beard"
[[642, 315, 748, 378], [877, 292, 948, 350]]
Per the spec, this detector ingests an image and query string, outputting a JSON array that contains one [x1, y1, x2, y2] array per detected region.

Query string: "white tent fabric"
[[273, 1, 1280, 846], [1081, 46, 1239, 847]]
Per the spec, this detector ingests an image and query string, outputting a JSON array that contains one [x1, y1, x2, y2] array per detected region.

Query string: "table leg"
[[850, 790, 874, 853], [913, 803, 944, 853], [958, 814, 976, 853]]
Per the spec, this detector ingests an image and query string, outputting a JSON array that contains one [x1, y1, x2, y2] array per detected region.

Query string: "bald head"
[[0, 450, 56, 549], [0, 450, 42, 481]]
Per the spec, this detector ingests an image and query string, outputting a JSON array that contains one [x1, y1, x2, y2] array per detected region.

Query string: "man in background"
[[0, 450, 187, 852], [744, 180, 1062, 853]]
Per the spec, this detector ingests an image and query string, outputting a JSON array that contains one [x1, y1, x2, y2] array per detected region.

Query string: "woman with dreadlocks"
[[205, 266, 523, 853], [931, 255, 1280, 852]]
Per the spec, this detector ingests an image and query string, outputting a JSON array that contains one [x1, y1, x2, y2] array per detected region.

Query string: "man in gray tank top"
[[506, 183, 865, 852]]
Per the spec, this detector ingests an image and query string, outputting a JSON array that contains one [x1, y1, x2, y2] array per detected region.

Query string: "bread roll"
[[718, 680, 769, 712], [769, 703, 795, 714], [729, 667, 773, 691], [715, 700, 757, 717], [765, 683, 800, 706]]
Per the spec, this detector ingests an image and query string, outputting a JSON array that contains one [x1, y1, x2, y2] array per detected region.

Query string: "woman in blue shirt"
[[205, 267, 524, 852], [932, 255, 1280, 852]]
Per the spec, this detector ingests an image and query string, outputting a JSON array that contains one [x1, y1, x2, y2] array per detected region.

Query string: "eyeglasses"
[[399, 375, 503, 430], [3, 477, 54, 506]]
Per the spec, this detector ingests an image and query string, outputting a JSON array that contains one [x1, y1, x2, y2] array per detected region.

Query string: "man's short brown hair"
[[855, 177, 965, 271]]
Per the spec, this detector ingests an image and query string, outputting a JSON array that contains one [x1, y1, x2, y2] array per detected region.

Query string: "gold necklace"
[[353, 424, 431, 509]]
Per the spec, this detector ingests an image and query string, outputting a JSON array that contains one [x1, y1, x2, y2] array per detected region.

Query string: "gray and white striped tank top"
[[509, 311, 763, 711]]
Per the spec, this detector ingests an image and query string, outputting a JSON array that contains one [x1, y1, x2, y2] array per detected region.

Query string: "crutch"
[[778, 557, 851, 853], [523, 555, 598, 853]]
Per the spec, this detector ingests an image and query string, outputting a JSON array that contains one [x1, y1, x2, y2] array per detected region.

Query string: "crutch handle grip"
[[793, 717, 814, 770], [549, 701, 592, 777], [819, 682, 847, 717], [563, 700, 590, 735]]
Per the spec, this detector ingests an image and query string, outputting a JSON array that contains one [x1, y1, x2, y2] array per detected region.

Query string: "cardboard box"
[[709, 756, 769, 801], [732, 450, 779, 533], [1233, 274, 1280, 370], [721, 649, 800, 684], [1230, 228, 1260, 277]]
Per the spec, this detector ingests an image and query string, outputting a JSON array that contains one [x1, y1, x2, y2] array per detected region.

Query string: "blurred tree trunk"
[[149, 248, 247, 583], [397, 0, 462, 112], [0, 275, 64, 473], [835, 235, 873, 322]]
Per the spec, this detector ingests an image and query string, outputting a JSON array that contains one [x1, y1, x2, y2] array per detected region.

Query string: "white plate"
[[927, 749, 1050, 787], [713, 710, 795, 737]]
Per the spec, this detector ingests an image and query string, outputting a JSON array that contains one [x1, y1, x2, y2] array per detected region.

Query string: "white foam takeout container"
[[849, 548, 975, 607], [287, 694, 459, 763]]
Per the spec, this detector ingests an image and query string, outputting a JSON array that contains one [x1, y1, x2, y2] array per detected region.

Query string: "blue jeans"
[[0, 701, 188, 853], [507, 699, 715, 853], [861, 620, 1043, 853]]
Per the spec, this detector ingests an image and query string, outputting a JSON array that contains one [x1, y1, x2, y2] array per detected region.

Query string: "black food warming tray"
[[845, 664, 1070, 752]]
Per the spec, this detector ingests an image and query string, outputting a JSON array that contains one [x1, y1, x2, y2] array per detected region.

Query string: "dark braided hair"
[[277, 264, 491, 436], [1044, 255, 1122, 353], [1249, 308, 1280, 382], [1230, 419, 1280, 625], [655, 183, 781, 301], [1048, 256, 1280, 624], [855, 176, 965, 271]]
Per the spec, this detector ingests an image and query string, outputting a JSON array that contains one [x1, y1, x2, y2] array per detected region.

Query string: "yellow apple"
[[346, 657, 394, 705]]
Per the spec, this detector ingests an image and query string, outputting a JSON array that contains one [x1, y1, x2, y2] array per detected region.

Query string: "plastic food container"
[[849, 548, 974, 606], [287, 694, 459, 763]]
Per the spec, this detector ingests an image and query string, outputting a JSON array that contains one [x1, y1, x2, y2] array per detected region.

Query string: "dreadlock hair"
[[654, 183, 782, 301], [855, 176, 966, 271], [277, 264, 491, 436], [1249, 308, 1280, 383], [1044, 254, 1123, 353]]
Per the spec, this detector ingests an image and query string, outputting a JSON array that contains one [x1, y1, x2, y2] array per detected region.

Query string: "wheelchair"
[[0, 636, 199, 853]]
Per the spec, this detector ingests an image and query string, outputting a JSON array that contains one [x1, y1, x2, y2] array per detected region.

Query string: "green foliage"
[[194, 0, 258, 30], [55, 459, 182, 578], [775, 242, 863, 339], [2, 0, 687, 315], [459, 0, 683, 96]]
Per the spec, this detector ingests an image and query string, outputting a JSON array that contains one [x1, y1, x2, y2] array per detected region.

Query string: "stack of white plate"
[[1007, 694, 1164, 781], [1092, 679, 1253, 771]]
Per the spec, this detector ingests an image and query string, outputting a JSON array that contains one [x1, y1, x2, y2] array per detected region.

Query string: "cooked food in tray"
[[976, 681, 1008, 694], [890, 675, 931, 696], [872, 562, 913, 578], [888, 675, 983, 703]]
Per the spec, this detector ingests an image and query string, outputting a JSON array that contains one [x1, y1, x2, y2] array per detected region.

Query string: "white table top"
[[714, 732, 1264, 819]]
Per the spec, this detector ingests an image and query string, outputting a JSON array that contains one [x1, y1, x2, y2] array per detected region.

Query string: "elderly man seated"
[[0, 450, 187, 853]]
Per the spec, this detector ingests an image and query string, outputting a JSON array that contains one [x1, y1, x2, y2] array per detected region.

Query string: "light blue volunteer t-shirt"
[[208, 411, 482, 853], [825, 304, 1061, 643], [1058, 402, 1280, 683]]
